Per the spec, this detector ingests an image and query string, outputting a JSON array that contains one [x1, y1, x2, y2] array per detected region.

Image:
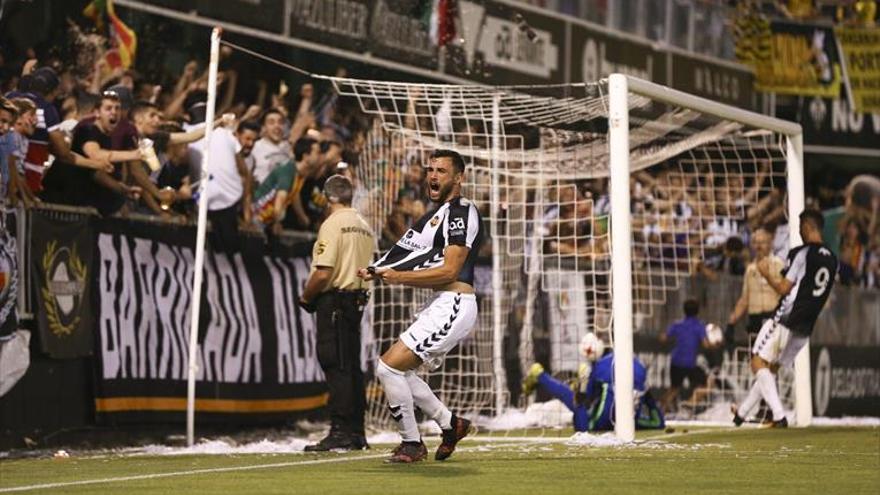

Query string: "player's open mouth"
[[430, 182, 440, 192]]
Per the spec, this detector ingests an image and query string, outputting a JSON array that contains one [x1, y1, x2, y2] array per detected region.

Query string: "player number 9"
[[812, 267, 830, 297]]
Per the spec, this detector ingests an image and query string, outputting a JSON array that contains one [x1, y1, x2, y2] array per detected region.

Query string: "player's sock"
[[737, 380, 764, 418], [756, 368, 785, 421], [377, 360, 420, 442], [406, 371, 452, 430]]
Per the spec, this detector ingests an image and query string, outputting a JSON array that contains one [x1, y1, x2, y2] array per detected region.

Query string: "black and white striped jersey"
[[773, 243, 838, 336], [373, 196, 484, 285]]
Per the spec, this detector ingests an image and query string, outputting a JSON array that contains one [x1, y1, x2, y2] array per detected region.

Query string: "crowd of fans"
[[0, 15, 877, 289]]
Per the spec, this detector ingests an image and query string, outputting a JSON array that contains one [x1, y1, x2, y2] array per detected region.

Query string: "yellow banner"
[[836, 27, 880, 113]]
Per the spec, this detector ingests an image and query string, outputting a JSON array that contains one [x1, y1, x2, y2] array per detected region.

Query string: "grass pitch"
[[0, 427, 877, 494]]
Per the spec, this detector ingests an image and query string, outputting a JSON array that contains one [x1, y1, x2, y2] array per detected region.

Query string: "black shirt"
[[774, 243, 838, 336]]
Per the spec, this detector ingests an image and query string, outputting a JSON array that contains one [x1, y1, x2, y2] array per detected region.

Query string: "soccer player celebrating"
[[733, 209, 838, 427], [358, 149, 482, 463]]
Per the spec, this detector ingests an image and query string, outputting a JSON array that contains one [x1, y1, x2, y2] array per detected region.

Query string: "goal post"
[[613, 74, 808, 430]]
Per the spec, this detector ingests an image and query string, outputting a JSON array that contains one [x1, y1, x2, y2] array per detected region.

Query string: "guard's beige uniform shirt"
[[309, 207, 375, 290], [742, 255, 785, 314]]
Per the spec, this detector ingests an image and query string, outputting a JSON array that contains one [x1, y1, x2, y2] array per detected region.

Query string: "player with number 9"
[[732, 209, 838, 428]]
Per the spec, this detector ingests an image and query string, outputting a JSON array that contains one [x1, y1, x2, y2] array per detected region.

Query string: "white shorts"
[[401, 292, 477, 367], [752, 319, 810, 368]]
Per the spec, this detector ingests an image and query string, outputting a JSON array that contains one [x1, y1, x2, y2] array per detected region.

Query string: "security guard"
[[299, 174, 375, 451]]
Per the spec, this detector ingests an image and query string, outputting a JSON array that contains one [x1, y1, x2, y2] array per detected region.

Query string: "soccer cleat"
[[766, 417, 788, 429], [521, 363, 544, 396], [435, 415, 473, 461], [731, 404, 744, 427], [386, 441, 428, 463]]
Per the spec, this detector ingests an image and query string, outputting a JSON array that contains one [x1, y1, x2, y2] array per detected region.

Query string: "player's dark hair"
[[431, 149, 466, 173], [799, 209, 824, 231], [683, 299, 699, 317], [724, 236, 744, 253], [293, 137, 318, 162], [236, 119, 260, 135]]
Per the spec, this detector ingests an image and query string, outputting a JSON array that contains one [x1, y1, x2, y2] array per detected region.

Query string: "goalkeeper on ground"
[[522, 333, 665, 432]]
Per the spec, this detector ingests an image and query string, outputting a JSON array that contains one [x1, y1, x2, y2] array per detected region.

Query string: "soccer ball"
[[579, 332, 605, 361], [706, 323, 724, 345]]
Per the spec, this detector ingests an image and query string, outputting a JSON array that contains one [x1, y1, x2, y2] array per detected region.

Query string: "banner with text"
[[738, 20, 843, 97], [94, 219, 327, 423], [30, 210, 95, 359], [835, 27, 880, 113]]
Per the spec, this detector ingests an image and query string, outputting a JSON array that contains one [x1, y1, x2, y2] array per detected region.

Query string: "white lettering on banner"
[[202, 253, 262, 383], [831, 98, 880, 133], [582, 38, 653, 82], [98, 234, 120, 379], [98, 233, 322, 385], [292, 0, 368, 39], [371, 0, 433, 57], [478, 16, 558, 78], [693, 66, 741, 103], [831, 367, 880, 399], [266, 257, 324, 384], [99, 234, 195, 381]]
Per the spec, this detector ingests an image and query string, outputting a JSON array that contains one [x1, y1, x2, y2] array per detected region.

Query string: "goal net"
[[328, 74, 804, 436]]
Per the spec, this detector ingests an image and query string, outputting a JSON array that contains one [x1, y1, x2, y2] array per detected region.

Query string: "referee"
[[299, 174, 375, 451], [727, 228, 785, 344]]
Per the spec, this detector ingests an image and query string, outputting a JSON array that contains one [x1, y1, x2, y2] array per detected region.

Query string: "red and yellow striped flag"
[[82, 0, 137, 69]]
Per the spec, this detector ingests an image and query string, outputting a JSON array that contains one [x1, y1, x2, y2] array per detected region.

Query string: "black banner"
[[0, 210, 18, 338], [94, 218, 327, 422], [670, 53, 755, 111], [812, 345, 880, 418], [444, 0, 565, 85], [569, 23, 664, 86], [798, 96, 880, 149], [29, 209, 95, 359]]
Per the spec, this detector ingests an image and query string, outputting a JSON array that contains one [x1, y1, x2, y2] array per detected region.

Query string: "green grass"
[[1, 427, 878, 494]]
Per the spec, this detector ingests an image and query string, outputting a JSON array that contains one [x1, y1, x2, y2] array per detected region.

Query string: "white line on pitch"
[[0, 452, 390, 493]]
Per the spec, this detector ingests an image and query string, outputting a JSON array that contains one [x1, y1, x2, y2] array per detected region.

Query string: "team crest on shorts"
[[430, 216, 439, 227]]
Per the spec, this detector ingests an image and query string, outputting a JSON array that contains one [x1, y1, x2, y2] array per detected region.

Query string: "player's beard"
[[432, 181, 457, 203]]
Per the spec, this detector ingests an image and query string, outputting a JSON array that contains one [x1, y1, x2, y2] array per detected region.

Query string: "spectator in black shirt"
[[41, 92, 142, 213]]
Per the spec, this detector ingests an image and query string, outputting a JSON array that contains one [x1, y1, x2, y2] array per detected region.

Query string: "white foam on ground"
[[139, 437, 312, 456], [566, 432, 628, 447], [475, 400, 570, 430], [812, 416, 880, 426]]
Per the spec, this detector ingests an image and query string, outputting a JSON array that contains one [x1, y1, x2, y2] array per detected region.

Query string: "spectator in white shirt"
[[250, 108, 291, 185]]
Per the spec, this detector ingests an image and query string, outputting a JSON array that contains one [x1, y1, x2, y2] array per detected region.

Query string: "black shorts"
[[670, 365, 706, 388]]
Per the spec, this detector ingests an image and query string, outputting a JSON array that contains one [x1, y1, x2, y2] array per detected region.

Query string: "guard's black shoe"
[[304, 433, 357, 452], [386, 441, 427, 463], [436, 415, 473, 461], [350, 434, 370, 450]]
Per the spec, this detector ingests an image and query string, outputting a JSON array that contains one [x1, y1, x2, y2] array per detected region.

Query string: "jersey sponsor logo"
[[396, 229, 429, 251], [449, 217, 465, 236]]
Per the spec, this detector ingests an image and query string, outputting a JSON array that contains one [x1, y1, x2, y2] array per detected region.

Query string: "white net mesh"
[[329, 76, 793, 432]]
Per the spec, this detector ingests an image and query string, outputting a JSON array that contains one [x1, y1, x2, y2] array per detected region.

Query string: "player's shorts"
[[670, 365, 707, 388], [752, 319, 810, 367], [400, 291, 477, 368]]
